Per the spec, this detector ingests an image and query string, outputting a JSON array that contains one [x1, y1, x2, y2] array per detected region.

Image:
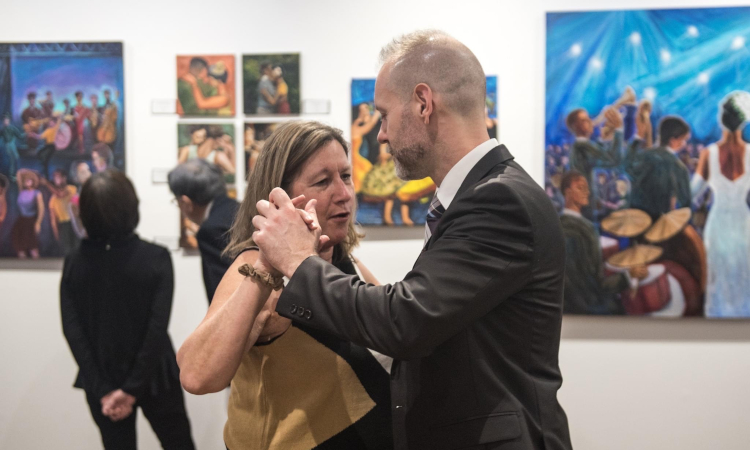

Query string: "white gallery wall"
[[1, 0, 750, 448]]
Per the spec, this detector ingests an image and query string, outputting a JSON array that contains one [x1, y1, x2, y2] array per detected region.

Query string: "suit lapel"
[[423, 145, 514, 251]]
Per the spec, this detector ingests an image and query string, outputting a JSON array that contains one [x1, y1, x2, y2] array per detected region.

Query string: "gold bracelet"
[[238, 264, 285, 291]]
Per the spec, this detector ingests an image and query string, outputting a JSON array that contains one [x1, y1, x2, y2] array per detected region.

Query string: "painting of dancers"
[[243, 54, 300, 116], [545, 7, 750, 317], [352, 76, 498, 226], [176, 123, 236, 249], [176, 54, 235, 117], [244, 122, 280, 179], [0, 42, 125, 258]]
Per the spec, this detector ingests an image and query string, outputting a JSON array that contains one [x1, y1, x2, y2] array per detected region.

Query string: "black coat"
[[277, 146, 572, 450], [60, 234, 179, 400], [195, 194, 239, 303]]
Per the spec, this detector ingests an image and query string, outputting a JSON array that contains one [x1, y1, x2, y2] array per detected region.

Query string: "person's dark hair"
[[75, 91, 83, 99], [566, 108, 585, 134], [79, 170, 139, 240], [188, 124, 207, 136], [189, 57, 208, 71], [27, 92, 36, 100], [92, 143, 114, 167], [658, 116, 690, 146], [45, 90, 52, 96], [560, 170, 585, 196], [168, 159, 226, 206], [206, 124, 227, 139], [260, 61, 272, 72], [720, 92, 749, 132], [53, 168, 67, 181]]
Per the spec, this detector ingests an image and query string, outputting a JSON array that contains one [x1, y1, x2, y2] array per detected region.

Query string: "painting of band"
[[0, 42, 124, 259], [545, 7, 750, 317]]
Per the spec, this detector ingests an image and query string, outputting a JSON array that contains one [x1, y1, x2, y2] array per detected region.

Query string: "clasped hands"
[[252, 187, 331, 278], [101, 389, 136, 422]]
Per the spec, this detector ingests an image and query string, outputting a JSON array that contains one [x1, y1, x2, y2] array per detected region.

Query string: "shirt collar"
[[203, 200, 214, 222], [435, 138, 498, 209], [562, 208, 583, 218]]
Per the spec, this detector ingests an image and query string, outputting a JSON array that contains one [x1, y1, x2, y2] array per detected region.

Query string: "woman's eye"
[[315, 178, 328, 186]]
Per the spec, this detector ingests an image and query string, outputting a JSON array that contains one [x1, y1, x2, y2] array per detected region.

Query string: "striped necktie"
[[424, 194, 445, 243]]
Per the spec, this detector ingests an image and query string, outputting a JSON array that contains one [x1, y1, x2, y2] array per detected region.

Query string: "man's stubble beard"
[[389, 119, 431, 181]]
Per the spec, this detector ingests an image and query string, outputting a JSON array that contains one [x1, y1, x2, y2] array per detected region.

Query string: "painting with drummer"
[[0, 42, 124, 258], [546, 7, 750, 318]]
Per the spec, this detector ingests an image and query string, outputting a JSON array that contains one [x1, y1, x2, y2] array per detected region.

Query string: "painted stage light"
[[687, 25, 699, 37], [731, 36, 746, 50], [660, 49, 671, 64], [698, 72, 710, 84], [629, 32, 642, 45], [570, 43, 582, 57]]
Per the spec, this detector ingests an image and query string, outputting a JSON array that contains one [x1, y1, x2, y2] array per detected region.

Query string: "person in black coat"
[[60, 169, 195, 450], [169, 159, 239, 304]]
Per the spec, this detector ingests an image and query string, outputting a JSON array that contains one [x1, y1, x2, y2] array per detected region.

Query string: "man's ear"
[[413, 83, 434, 125]]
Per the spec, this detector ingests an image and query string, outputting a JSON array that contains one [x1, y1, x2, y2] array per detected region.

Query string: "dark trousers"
[[85, 383, 195, 450]]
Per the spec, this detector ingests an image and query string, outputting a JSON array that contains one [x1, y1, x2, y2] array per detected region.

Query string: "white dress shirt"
[[424, 138, 499, 242]]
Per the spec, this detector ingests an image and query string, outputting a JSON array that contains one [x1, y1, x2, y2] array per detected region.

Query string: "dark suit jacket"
[[195, 194, 239, 303], [277, 146, 571, 450], [60, 234, 179, 400]]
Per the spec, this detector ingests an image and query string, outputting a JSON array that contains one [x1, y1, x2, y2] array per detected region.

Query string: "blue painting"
[[545, 7, 750, 317], [0, 42, 125, 258]]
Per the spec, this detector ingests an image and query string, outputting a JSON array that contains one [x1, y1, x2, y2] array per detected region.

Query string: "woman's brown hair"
[[225, 121, 361, 259]]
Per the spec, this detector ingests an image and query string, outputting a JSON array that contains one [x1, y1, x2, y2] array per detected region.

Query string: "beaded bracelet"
[[238, 264, 285, 291]]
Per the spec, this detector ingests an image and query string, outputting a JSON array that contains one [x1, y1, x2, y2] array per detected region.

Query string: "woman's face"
[[191, 128, 207, 145], [288, 140, 354, 247]]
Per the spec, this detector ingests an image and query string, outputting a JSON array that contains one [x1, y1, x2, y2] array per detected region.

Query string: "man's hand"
[[252, 188, 329, 278], [101, 389, 136, 422], [603, 107, 623, 129]]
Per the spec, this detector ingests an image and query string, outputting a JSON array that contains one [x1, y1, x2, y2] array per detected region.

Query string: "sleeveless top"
[[224, 252, 393, 450], [186, 144, 217, 164]]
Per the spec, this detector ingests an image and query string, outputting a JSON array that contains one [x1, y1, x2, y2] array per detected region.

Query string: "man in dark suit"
[[624, 116, 693, 221], [567, 106, 624, 220], [252, 30, 571, 450], [168, 159, 238, 304]]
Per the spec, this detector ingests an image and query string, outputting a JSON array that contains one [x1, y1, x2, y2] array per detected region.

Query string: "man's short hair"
[[566, 109, 585, 134], [260, 61, 272, 72], [560, 170, 585, 196], [378, 30, 486, 118], [168, 159, 226, 206], [189, 57, 208, 71], [27, 92, 36, 100], [658, 116, 690, 146]]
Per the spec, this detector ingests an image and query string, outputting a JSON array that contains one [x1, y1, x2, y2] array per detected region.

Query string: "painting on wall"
[[243, 54, 300, 116], [244, 122, 280, 179], [545, 6, 750, 318], [177, 55, 235, 117], [176, 123, 236, 249], [0, 42, 125, 258], [351, 75, 498, 226]]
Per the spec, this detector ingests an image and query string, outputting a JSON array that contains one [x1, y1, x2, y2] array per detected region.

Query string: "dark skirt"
[[12, 216, 39, 252]]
